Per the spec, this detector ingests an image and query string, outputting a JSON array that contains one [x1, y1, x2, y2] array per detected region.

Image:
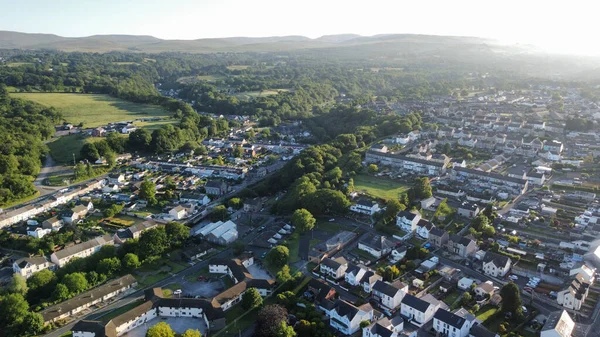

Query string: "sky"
[[1, 0, 599, 55]]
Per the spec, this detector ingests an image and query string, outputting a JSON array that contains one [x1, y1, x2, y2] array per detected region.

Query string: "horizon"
[[1, 0, 599, 56]]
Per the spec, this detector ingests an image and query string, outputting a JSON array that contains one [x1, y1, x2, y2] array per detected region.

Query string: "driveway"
[[178, 279, 225, 298], [34, 153, 73, 196]]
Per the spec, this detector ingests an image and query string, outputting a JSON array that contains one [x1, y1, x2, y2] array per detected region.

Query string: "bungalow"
[[400, 294, 440, 327], [103, 183, 120, 193], [320, 257, 348, 280], [396, 210, 421, 233], [482, 252, 512, 278], [27, 225, 51, 238], [358, 234, 395, 258], [458, 278, 474, 291], [326, 300, 374, 335], [350, 198, 381, 215], [13, 256, 54, 279], [433, 309, 474, 337], [372, 280, 408, 310]]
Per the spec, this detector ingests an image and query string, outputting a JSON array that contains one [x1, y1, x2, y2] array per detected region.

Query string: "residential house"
[[372, 280, 408, 310], [429, 228, 449, 247], [13, 256, 54, 279], [62, 204, 91, 224], [361, 270, 383, 293], [205, 180, 228, 196], [557, 274, 590, 310], [243, 198, 262, 212], [345, 264, 368, 287], [482, 252, 512, 278], [108, 173, 126, 185], [365, 151, 448, 176], [433, 309, 474, 337], [169, 205, 188, 220], [416, 219, 435, 239], [458, 277, 474, 291], [51, 235, 114, 267], [307, 278, 337, 303], [469, 324, 499, 337], [27, 225, 51, 238], [394, 134, 410, 145], [358, 234, 395, 258], [569, 264, 595, 284], [543, 140, 564, 153], [447, 235, 478, 258], [474, 281, 495, 299], [320, 257, 348, 280], [458, 202, 480, 218], [396, 210, 422, 233], [92, 127, 106, 137], [42, 216, 64, 231], [400, 294, 440, 327], [350, 198, 381, 215], [363, 317, 404, 337], [540, 310, 574, 337], [326, 300, 374, 335], [113, 220, 159, 244], [540, 151, 561, 161], [527, 172, 546, 186]]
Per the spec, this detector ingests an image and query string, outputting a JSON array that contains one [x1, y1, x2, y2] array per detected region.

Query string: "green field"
[[11, 93, 172, 128], [353, 174, 410, 200], [47, 134, 106, 164], [226, 65, 250, 70], [234, 89, 289, 100]]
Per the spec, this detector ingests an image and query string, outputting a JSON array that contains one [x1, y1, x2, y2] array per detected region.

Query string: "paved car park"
[[124, 317, 206, 337]]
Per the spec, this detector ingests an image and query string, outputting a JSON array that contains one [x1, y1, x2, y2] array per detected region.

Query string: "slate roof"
[[367, 323, 394, 337], [15, 256, 48, 268], [397, 210, 418, 220], [469, 324, 498, 337], [373, 280, 403, 298], [429, 227, 447, 238], [434, 309, 466, 329], [359, 233, 394, 251], [401, 294, 431, 312], [482, 252, 511, 268], [53, 235, 114, 260], [542, 310, 574, 337]]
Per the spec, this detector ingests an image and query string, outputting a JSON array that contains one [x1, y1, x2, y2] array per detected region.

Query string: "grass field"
[[11, 93, 171, 127], [226, 65, 249, 70], [234, 89, 288, 100], [47, 134, 106, 163], [353, 174, 410, 200], [6, 62, 33, 67], [177, 75, 226, 83]]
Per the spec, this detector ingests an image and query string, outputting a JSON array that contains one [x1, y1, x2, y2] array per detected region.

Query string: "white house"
[[541, 310, 574, 337], [27, 226, 51, 238], [63, 204, 91, 224], [372, 280, 408, 310], [457, 277, 474, 291], [320, 257, 348, 280], [358, 234, 395, 258], [326, 300, 373, 335], [396, 210, 421, 233], [363, 317, 404, 337], [345, 264, 367, 287], [433, 309, 473, 337], [569, 264, 595, 284], [350, 198, 381, 215], [361, 270, 383, 293], [394, 134, 410, 145], [557, 274, 590, 311], [400, 294, 440, 327], [51, 235, 114, 267], [416, 219, 435, 239], [13, 256, 54, 279], [169, 205, 188, 220], [482, 252, 512, 278]]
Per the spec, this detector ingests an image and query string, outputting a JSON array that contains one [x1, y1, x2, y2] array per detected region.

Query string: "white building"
[[557, 274, 589, 310], [320, 257, 348, 280], [358, 234, 395, 258], [396, 210, 421, 233], [345, 264, 367, 287], [326, 300, 373, 335], [350, 198, 381, 215], [482, 252, 512, 278], [12, 256, 54, 279], [400, 294, 440, 327], [372, 280, 408, 310], [363, 317, 404, 337], [540, 310, 574, 337], [169, 205, 188, 220], [51, 235, 114, 267], [433, 309, 474, 337]]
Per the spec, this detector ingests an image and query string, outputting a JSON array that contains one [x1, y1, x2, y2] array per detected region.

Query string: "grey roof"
[[367, 323, 394, 337], [322, 257, 346, 270], [357, 198, 377, 207], [401, 294, 431, 312], [483, 252, 511, 268], [429, 227, 447, 238], [15, 256, 49, 268], [434, 309, 466, 329], [53, 235, 114, 260], [333, 300, 360, 319], [359, 233, 394, 251], [469, 324, 498, 337], [542, 310, 573, 337], [373, 280, 404, 298], [397, 210, 418, 220]]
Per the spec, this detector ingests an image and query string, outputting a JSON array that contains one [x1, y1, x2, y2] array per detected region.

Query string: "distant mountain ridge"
[[0, 30, 501, 53]]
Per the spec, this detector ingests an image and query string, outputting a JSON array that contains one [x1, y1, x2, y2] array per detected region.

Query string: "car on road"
[[508, 275, 518, 280], [329, 218, 335, 222], [173, 289, 182, 295], [261, 252, 267, 258], [197, 276, 204, 281]]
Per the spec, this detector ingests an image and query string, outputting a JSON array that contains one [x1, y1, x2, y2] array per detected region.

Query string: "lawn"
[[109, 214, 145, 227], [286, 232, 302, 263], [47, 134, 107, 163], [476, 305, 499, 322], [442, 289, 461, 306], [234, 89, 289, 100], [11, 93, 172, 128], [353, 174, 410, 200], [226, 65, 250, 70], [315, 221, 357, 234]]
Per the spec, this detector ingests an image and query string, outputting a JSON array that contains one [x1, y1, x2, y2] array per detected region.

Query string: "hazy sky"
[[1, 0, 599, 55]]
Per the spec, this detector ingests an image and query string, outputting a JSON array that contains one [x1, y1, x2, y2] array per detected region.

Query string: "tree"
[[472, 214, 489, 231], [233, 145, 244, 158], [52, 283, 70, 302], [461, 292, 473, 306], [500, 282, 523, 314], [232, 241, 247, 255], [80, 142, 100, 161], [19, 312, 44, 336], [276, 265, 293, 283], [105, 151, 117, 167], [182, 329, 202, 337], [97, 257, 121, 276], [138, 227, 168, 259], [122, 253, 142, 270], [63, 272, 89, 294], [139, 180, 157, 205], [146, 321, 175, 337], [367, 164, 378, 174], [210, 205, 229, 221], [129, 128, 153, 151], [274, 321, 296, 337], [242, 287, 263, 309], [413, 177, 432, 199], [378, 265, 400, 282], [228, 197, 243, 209], [384, 199, 405, 221], [0, 293, 29, 330], [8, 273, 28, 296], [256, 304, 288, 337], [291, 208, 316, 233], [267, 245, 289, 268], [360, 320, 371, 328], [27, 269, 57, 301], [165, 222, 190, 246]]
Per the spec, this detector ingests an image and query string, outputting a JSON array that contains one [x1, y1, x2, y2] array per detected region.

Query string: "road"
[[33, 153, 73, 196]]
